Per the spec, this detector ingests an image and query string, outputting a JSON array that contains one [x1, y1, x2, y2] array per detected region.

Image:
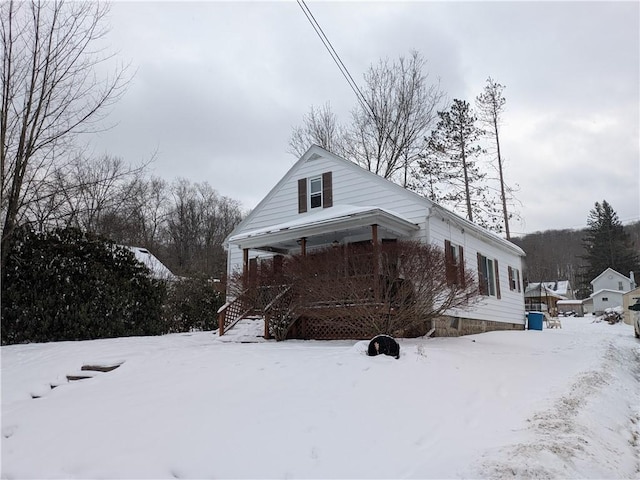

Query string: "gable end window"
[[477, 253, 501, 299], [309, 176, 322, 208], [298, 172, 333, 213]]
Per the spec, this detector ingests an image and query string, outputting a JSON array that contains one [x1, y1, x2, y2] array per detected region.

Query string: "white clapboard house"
[[220, 145, 525, 339]]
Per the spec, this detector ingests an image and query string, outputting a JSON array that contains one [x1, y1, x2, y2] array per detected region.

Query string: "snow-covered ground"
[[2, 316, 639, 479]]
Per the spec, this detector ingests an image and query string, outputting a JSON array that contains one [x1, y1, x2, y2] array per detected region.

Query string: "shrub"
[[1, 227, 167, 344], [163, 275, 224, 332]]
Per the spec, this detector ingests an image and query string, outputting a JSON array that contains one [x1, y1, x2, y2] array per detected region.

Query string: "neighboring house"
[[127, 246, 175, 281], [590, 289, 625, 315], [589, 268, 636, 314], [524, 280, 574, 313], [221, 145, 526, 339]]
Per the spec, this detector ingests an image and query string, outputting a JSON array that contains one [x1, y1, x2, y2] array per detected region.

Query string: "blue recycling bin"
[[528, 311, 544, 331]]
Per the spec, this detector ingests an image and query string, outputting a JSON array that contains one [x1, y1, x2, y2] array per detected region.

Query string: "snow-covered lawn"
[[2, 317, 639, 479]]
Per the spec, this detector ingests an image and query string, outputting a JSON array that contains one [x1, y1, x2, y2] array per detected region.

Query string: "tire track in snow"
[[477, 339, 640, 479]]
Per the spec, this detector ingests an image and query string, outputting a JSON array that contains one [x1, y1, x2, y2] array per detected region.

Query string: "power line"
[[296, 0, 375, 119]]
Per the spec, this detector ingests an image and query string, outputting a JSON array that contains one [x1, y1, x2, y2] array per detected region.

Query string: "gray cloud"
[[92, 1, 639, 233]]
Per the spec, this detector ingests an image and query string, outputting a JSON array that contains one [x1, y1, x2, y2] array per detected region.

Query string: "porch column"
[[300, 237, 307, 256], [242, 248, 249, 289], [372, 224, 380, 302]]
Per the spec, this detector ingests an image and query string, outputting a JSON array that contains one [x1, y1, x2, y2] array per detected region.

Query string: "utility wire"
[[296, 0, 375, 120]]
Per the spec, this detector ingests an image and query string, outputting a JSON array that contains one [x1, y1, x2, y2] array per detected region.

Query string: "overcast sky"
[[92, 1, 639, 236]]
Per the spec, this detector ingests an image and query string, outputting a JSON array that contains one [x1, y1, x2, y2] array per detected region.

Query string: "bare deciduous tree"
[[288, 102, 342, 158], [290, 51, 445, 186], [165, 179, 243, 277], [345, 51, 445, 185], [1, 0, 130, 269]]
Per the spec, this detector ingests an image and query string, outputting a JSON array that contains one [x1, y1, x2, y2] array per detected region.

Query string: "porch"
[[219, 205, 421, 339]]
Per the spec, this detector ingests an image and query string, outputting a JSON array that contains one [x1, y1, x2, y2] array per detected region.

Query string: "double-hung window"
[[309, 176, 323, 209], [477, 253, 501, 298], [508, 266, 521, 292]]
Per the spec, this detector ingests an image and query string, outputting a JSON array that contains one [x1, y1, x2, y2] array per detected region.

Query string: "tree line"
[[1, 1, 243, 279]]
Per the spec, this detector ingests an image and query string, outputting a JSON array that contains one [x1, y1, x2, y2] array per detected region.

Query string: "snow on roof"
[[227, 204, 417, 244], [525, 280, 571, 297], [524, 283, 567, 299], [127, 246, 175, 280], [589, 288, 625, 298]]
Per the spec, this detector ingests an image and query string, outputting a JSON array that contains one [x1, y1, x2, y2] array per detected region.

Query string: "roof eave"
[[229, 209, 419, 251]]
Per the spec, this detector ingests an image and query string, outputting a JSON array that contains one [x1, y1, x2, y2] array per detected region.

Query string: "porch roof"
[[227, 204, 420, 253]]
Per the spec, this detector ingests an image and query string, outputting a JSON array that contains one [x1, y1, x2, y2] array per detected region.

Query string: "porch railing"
[[217, 291, 253, 336]]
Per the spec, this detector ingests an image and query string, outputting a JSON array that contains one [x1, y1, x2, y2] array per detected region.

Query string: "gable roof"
[[590, 267, 631, 285], [590, 288, 626, 298], [226, 145, 524, 257]]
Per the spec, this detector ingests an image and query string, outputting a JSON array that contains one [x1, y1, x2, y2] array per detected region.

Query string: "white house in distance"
[[589, 267, 636, 314], [222, 145, 526, 339], [127, 246, 175, 281]]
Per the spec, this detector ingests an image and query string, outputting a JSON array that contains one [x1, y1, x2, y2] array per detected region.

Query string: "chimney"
[[631, 271, 636, 289]]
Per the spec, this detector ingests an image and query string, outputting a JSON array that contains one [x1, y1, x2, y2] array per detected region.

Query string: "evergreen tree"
[[418, 99, 501, 230], [476, 77, 513, 239], [581, 200, 640, 291], [1, 227, 167, 344]]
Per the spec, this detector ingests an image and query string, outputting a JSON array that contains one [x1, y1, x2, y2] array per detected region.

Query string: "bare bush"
[[229, 240, 480, 340]]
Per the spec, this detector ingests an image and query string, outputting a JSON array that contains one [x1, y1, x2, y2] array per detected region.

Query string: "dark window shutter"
[[298, 178, 307, 213], [458, 245, 465, 287], [517, 270, 521, 292], [322, 171, 333, 208], [477, 253, 487, 295], [508, 266, 514, 291], [495, 259, 501, 299], [444, 240, 455, 285]]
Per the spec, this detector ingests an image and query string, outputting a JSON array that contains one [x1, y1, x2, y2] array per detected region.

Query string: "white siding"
[[592, 290, 625, 312], [226, 151, 431, 277], [428, 213, 525, 324]]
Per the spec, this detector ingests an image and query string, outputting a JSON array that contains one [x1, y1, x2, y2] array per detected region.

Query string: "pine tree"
[[581, 200, 640, 290], [476, 78, 513, 239], [418, 99, 501, 229]]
